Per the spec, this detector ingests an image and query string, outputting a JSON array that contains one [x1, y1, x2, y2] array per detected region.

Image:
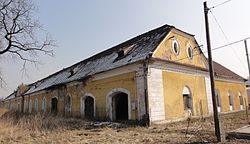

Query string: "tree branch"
[[0, 0, 55, 86]]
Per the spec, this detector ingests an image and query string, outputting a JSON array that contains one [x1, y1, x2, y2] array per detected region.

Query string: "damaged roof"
[[4, 91, 16, 100], [6, 24, 245, 98], [25, 24, 173, 95]]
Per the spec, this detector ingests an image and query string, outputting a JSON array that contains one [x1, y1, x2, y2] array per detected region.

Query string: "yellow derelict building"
[[3, 24, 248, 123]]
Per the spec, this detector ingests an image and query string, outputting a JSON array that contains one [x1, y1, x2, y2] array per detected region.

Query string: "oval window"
[[186, 44, 193, 60], [172, 39, 180, 56]]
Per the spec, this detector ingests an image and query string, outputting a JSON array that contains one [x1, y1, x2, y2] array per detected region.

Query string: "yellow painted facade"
[[162, 71, 208, 119], [18, 72, 137, 120], [77, 72, 137, 119], [153, 31, 207, 69], [153, 30, 208, 119], [215, 80, 248, 112]]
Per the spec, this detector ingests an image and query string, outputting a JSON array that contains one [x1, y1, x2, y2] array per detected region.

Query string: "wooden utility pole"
[[244, 40, 250, 79], [203, 1, 221, 142], [244, 40, 250, 125]]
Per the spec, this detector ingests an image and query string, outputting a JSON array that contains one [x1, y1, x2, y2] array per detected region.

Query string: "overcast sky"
[[1, 0, 250, 98]]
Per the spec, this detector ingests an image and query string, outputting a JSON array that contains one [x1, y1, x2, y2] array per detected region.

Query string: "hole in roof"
[[68, 66, 80, 78], [113, 44, 135, 62]]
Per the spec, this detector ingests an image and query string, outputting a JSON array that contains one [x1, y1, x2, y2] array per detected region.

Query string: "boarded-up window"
[[228, 91, 233, 105], [182, 86, 192, 111], [215, 89, 221, 107], [228, 90, 234, 106], [239, 92, 243, 106]]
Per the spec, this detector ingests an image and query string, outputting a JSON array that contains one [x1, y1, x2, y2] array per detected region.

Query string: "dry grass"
[[0, 108, 250, 144]]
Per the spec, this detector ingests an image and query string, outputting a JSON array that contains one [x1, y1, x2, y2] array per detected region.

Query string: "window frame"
[[228, 90, 234, 111], [186, 43, 193, 60], [172, 39, 180, 56], [42, 96, 46, 112], [238, 92, 244, 106], [34, 98, 38, 112]]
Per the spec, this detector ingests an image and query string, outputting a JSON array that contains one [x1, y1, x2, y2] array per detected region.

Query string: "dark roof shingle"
[[213, 61, 245, 81]]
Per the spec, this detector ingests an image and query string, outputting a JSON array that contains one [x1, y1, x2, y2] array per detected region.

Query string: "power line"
[[210, 10, 246, 68], [213, 37, 250, 51], [173, 37, 250, 62], [210, 0, 232, 10]]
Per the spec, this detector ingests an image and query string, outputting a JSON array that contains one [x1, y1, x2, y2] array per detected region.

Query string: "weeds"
[[0, 108, 249, 143]]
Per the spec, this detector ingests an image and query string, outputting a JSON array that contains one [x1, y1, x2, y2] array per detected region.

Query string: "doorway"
[[112, 92, 128, 121]]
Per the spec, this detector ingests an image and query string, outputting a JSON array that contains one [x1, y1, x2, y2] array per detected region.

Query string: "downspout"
[[143, 52, 153, 126]]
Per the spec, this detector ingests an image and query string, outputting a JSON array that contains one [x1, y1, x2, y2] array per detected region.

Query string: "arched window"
[[42, 97, 46, 112], [29, 99, 32, 113], [23, 100, 26, 113], [34, 98, 38, 113], [215, 89, 221, 112], [182, 86, 193, 112], [81, 94, 96, 120], [239, 92, 244, 110], [228, 90, 234, 111], [17, 102, 21, 112], [65, 94, 72, 116], [51, 97, 58, 114]]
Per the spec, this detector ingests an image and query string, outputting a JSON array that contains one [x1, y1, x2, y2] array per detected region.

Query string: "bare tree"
[[0, 0, 54, 86]]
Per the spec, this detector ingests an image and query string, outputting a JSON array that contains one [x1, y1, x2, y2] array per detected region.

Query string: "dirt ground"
[[0, 109, 250, 144]]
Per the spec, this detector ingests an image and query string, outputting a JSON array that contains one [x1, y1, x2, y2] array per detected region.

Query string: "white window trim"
[[238, 92, 244, 110], [106, 88, 131, 121], [228, 90, 234, 111], [217, 106, 221, 112], [186, 43, 193, 61], [172, 39, 180, 56]]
